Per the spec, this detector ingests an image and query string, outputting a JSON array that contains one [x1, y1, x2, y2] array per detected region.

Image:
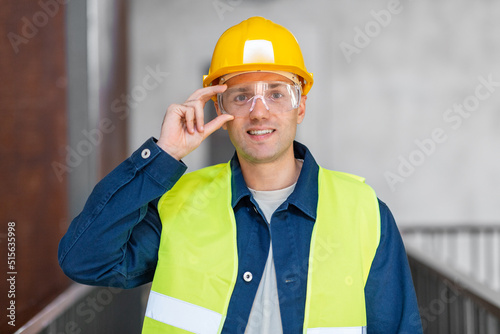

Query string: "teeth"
[[249, 129, 273, 135]]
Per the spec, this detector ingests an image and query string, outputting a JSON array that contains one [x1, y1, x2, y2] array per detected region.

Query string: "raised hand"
[[157, 85, 234, 160]]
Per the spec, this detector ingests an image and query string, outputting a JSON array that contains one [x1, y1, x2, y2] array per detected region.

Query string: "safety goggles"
[[217, 81, 301, 116]]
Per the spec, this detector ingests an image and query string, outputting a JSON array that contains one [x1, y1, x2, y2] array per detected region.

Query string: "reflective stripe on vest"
[[142, 163, 380, 334], [145, 291, 222, 334]]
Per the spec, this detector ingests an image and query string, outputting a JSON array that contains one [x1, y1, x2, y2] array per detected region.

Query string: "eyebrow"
[[267, 83, 283, 89], [226, 86, 252, 93]]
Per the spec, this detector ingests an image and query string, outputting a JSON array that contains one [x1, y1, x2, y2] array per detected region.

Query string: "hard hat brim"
[[204, 64, 313, 96]]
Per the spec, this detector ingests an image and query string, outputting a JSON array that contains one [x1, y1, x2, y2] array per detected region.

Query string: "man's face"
[[215, 72, 307, 165]]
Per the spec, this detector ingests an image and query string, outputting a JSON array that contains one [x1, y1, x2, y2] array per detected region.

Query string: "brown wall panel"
[[0, 1, 70, 332]]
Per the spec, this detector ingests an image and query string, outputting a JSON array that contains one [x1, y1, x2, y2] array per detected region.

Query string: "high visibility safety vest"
[[142, 163, 380, 334]]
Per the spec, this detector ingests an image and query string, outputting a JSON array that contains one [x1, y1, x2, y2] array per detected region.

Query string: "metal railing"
[[15, 283, 149, 334], [402, 225, 500, 334], [16, 225, 500, 333]]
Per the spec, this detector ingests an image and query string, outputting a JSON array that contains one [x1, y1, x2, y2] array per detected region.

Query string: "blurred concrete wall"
[[126, 0, 500, 225]]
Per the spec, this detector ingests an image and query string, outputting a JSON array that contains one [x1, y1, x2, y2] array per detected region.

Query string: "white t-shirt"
[[244, 183, 296, 334]]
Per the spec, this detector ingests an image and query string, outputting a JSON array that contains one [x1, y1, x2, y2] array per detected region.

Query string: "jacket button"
[[141, 148, 151, 159], [243, 271, 253, 282]]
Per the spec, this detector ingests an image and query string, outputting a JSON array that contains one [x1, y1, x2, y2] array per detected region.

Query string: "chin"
[[239, 146, 286, 165]]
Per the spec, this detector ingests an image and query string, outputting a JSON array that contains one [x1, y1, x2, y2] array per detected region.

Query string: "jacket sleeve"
[[58, 137, 187, 289], [364, 199, 423, 333]]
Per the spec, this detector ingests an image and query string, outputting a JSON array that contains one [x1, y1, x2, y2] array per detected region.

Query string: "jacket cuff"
[[130, 137, 187, 190]]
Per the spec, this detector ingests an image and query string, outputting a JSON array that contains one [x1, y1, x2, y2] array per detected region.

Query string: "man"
[[59, 16, 423, 333]]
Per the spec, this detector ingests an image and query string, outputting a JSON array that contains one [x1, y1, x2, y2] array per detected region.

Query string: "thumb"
[[203, 114, 234, 138]]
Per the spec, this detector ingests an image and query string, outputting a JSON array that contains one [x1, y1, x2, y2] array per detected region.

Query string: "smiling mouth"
[[248, 129, 274, 135]]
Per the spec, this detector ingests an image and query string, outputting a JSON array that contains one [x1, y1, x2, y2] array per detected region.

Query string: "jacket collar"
[[230, 141, 319, 220]]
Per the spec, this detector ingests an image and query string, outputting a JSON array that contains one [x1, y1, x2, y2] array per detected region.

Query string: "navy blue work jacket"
[[58, 138, 423, 333]]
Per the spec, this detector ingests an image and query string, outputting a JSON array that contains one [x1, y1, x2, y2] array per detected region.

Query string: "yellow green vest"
[[142, 163, 380, 334]]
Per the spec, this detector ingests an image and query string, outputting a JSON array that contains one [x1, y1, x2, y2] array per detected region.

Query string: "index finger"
[[186, 84, 227, 104]]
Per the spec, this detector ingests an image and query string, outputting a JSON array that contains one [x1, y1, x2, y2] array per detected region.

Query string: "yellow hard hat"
[[203, 16, 314, 95]]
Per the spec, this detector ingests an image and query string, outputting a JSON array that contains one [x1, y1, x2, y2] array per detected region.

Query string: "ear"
[[297, 95, 307, 124], [214, 100, 229, 130]]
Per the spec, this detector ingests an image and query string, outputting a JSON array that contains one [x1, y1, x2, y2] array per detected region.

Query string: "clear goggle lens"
[[217, 81, 301, 116]]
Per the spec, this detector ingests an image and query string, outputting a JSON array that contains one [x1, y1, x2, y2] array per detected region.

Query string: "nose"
[[249, 95, 270, 119]]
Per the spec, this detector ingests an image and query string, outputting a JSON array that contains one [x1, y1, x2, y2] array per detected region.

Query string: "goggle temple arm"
[[216, 92, 226, 114]]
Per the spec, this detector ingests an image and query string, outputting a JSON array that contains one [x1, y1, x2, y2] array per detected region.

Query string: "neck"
[[238, 149, 303, 191]]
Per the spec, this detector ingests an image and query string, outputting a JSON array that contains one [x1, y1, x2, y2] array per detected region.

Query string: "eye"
[[233, 94, 249, 103], [267, 84, 290, 100], [267, 89, 286, 100]]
